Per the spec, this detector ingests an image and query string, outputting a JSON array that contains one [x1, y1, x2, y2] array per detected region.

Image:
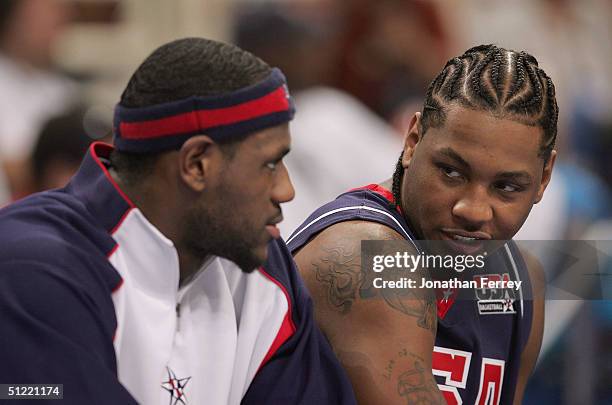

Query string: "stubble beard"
[[181, 201, 264, 273]]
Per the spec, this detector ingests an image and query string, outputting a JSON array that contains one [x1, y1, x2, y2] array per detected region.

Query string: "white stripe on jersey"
[[287, 205, 418, 250]]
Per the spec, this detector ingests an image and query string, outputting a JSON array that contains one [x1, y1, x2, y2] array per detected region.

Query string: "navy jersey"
[[0, 142, 355, 405], [287, 184, 533, 405]]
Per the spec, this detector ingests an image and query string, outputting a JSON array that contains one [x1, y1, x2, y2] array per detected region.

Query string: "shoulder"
[[0, 201, 121, 301], [296, 220, 406, 255], [0, 259, 89, 302], [293, 220, 427, 318], [0, 196, 122, 325], [293, 220, 411, 277], [516, 246, 546, 295], [0, 191, 115, 268], [0, 192, 85, 247], [0, 231, 108, 279], [0, 258, 115, 326]]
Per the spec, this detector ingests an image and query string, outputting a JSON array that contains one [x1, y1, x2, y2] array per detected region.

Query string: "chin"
[[233, 245, 268, 273], [238, 264, 260, 274]]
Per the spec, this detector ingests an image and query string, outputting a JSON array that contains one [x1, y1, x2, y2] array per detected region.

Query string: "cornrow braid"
[[507, 51, 526, 102], [489, 48, 505, 101], [539, 74, 559, 155], [393, 44, 559, 206], [519, 59, 543, 113], [441, 58, 460, 101], [470, 50, 498, 108], [418, 44, 557, 159], [391, 151, 404, 209]]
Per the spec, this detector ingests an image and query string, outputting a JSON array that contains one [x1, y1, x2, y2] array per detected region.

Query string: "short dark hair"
[[110, 37, 273, 184], [392, 44, 559, 206], [31, 107, 94, 191], [0, 0, 18, 38]]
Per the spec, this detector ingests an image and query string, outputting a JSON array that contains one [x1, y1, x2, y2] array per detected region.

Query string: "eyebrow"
[[436, 147, 533, 182], [436, 147, 471, 169], [272, 147, 291, 161], [495, 171, 533, 183]]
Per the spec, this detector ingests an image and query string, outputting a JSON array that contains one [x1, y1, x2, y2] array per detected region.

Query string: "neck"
[[109, 168, 203, 287], [380, 177, 424, 240], [174, 241, 207, 287]]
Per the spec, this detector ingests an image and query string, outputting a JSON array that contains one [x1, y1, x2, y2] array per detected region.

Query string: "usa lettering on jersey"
[[433, 346, 505, 405]]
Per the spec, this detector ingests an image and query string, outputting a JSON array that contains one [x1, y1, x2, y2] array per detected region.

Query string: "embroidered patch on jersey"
[[161, 367, 191, 405], [473, 273, 516, 315]]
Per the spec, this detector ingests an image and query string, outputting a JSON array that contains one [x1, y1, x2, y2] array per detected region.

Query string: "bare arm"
[[513, 250, 546, 405], [294, 221, 444, 404]]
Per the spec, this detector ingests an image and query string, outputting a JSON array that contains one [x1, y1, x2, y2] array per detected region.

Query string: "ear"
[[178, 135, 219, 192], [402, 112, 422, 168], [534, 150, 556, 204]]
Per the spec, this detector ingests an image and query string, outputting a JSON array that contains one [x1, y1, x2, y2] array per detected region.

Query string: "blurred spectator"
[[333, 0, 451, 127], [0, 0, 79, 197], [233, 3, 403, 237], [30, 106, 110, 192], [517, 162, 611, 242], [569, 103, 612, 190], [234, 2, 339, 92]]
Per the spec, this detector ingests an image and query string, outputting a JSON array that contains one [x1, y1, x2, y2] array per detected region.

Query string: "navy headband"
[[113, 68, 295, 153]]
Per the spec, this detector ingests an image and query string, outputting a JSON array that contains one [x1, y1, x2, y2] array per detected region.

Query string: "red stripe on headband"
[[119, 86, 290, 140]]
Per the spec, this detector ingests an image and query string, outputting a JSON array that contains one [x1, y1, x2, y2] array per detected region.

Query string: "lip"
[[265, 214, 283, 240], [267, 213, 283, 227], [441, 229, 492, 240], [440, 229, 491, 255]]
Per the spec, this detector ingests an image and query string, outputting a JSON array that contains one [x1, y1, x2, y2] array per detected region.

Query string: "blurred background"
[[0, 0, 609, 403]]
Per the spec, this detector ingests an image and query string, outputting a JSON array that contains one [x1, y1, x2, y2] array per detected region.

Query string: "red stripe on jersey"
[[90, 142, 136, 208], [349, 184, 402, 215], [257, 266, 297, 371]]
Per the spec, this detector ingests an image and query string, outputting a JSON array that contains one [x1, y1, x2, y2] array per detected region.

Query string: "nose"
[[451, 187, 493, 229], [272, 162, 295, 204]]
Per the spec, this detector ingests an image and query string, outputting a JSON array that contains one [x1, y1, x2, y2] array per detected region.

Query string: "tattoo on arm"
[[384, 350, 444, 405], [380, 285, 437, 334], [312, 244, 363, 314], [311, 241, 437, 334]]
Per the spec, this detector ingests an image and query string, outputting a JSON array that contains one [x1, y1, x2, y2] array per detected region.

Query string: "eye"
[[495, 182, 523, 193], [265, 161, 278, 171], [438, 164, 463, 180]]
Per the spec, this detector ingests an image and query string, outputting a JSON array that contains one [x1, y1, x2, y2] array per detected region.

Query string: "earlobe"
[[179, 135, 217, 192], [402, 112, 422, 168]]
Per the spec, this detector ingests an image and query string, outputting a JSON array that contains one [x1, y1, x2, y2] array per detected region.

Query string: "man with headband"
[[0, 38, 356, 404]]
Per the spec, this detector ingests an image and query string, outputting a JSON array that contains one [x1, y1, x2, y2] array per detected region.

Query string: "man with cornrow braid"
[[288, 44, 557, 404], [0, 38, 356, 404]]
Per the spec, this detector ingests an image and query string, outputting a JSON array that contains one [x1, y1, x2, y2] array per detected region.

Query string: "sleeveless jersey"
[[287, 184, 533, 405]]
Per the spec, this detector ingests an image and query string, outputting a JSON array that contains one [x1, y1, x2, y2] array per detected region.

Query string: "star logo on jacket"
[[161, 367, 191, 405]]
